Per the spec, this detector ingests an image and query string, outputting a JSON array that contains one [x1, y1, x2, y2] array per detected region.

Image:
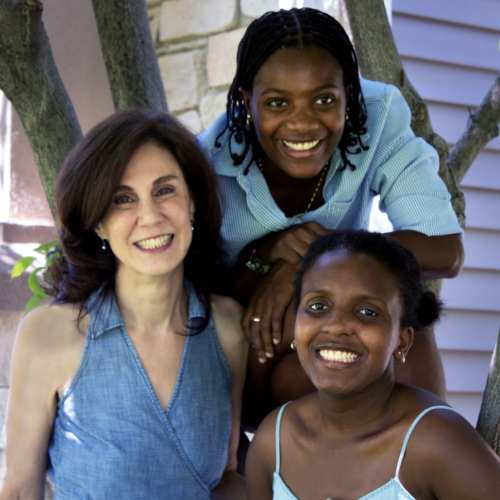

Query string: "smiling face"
[[240, 45, 349, 179], [95, 142, 195, 281], [295, 250, 413, 396]]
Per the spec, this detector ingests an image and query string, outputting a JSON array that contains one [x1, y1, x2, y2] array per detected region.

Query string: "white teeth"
[[135, 234, 173, 250], [318, 349, 359, 363], [283, 139, 320, 151]]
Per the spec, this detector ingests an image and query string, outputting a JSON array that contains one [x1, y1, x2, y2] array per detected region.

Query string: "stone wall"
[[146, 0, 343, 134]]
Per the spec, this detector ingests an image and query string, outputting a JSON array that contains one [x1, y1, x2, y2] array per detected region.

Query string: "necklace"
[[257, 157, 328, 217]]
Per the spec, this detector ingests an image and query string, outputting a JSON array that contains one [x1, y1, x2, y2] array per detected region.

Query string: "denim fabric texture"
[[48, 281, 232, 499], [197, 78, 463, 267], [272, 404, 458, 500]]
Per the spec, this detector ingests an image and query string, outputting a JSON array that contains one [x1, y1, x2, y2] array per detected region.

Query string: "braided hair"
[[293, 230, 443, 330], [217, 7, 368, 174]]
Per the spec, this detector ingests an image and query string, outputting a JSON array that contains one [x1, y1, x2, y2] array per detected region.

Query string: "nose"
[[286, 102, 320, 134], [137, 199, 163, 226], [322, 307, 353, 337]]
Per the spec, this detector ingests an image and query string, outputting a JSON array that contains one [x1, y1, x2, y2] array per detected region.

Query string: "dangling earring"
[[291, 340, 297, 351], [246, 114, 252, 127], [191, 219, 194, 231], [101, 238, 107, 251], [345, 108, 349, 121]]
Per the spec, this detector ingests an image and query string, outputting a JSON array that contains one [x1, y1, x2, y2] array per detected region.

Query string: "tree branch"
[[476, 331, 500, 457], [448, 72, 500, 184], [343, 0, 465, 226], [91, 0, 167, 112], [0, 0, 82, 220]]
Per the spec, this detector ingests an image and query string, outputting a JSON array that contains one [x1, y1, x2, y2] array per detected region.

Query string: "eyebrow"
[[260, 83, 341, 97], [115, 175, 178, 193]]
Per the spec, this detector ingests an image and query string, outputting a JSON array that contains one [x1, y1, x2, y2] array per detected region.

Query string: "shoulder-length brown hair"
[[51, 109, 222, 330]]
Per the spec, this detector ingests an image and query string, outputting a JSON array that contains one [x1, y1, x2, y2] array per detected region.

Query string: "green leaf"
[[11, 257, 36, 279], [34, 238, 60, 256], [28, 268, 48, 296], [24, 294, 46, 315]]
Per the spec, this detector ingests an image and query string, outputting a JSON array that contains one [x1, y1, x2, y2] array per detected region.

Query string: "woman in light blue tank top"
[[1, 110, 248, 499], [246, 230, 500, 499]]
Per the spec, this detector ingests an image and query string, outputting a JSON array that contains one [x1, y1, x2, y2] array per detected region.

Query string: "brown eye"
[[359, 309, 377, 317], [310, 302, 327, 311]]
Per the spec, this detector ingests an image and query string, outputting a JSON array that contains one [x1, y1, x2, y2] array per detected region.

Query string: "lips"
[[134, 234, 173, 250]]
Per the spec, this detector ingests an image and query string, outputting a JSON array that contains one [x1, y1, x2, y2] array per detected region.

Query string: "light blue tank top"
[[48, 281, 232, 499], [273, 403, 457, 500]]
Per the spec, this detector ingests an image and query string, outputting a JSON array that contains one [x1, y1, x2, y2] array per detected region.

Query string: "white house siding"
[[393, 0, 500, 425]]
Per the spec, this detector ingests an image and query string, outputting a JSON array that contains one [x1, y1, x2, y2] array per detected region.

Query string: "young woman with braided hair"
[[198, 8, 464, 429]]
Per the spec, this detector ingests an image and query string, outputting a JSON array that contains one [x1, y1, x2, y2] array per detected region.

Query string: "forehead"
[[253, 45, 344, 89], [302, 250, 400, 301], [120, 143, 183, 184]]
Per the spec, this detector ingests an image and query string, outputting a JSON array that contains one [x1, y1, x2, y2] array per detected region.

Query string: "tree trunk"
[[91, 0, 167, 112], [344, 0, 500, 448], [477, 331, 500, 457], [0, 0, 82, 219]]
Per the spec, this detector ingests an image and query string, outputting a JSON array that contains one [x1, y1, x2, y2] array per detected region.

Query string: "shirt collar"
[[88, 279, 205, 339]]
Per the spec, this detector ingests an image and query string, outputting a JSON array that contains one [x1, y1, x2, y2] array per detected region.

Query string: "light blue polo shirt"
[[198, 78, 462, 266]]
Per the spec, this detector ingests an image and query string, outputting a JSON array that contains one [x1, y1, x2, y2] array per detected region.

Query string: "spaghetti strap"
[[395, 405, 458, 478], [275, 402, 291, 475]]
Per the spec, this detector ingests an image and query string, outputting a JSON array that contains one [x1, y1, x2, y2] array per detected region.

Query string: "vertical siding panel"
[[393, 0, 500, 426]]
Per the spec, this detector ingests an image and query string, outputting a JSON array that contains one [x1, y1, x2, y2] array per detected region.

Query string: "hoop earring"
[[246, 114, 252, 127], [291, 340, 297, 351], [101, 238, 107, 251], [396, 350, 406, 364]]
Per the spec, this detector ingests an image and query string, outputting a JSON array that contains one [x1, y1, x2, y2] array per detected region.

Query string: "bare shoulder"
[[16, 302, 87, 352], [210, 294, 247, 357]]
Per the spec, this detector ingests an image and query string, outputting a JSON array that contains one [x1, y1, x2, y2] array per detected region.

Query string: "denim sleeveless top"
[[48, 281, 232, 499], [273, 403, 457, 500]]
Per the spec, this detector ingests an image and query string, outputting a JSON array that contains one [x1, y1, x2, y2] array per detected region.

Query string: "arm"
[[211, 295, 249, 500], [245, 409, 278, 500], [387, 231, 464, 280], [0, 306, 84, 499]]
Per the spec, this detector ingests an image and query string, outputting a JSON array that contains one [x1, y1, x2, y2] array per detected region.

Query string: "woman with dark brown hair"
[[1, 109, 248, 499]]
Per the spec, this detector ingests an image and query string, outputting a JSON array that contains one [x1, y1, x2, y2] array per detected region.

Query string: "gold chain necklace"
[[257, 157, 328, 217]]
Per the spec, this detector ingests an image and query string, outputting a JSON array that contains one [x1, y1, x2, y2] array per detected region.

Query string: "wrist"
[[245, 249, 272, 274]]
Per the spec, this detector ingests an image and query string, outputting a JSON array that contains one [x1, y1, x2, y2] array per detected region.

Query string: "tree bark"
[[343, 0, 465, 226], [448, 72, 500, 184], [477, 331, 500, 457], [91, 0, 167, 112], [0, 0, 82, 219]]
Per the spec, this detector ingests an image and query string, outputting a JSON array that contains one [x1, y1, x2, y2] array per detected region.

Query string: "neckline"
[[274, 473, 414, 500]]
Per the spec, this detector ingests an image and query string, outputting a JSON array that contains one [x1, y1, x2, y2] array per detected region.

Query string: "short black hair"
[[217, 7, 368, 174], [293, 230, 443, 330]]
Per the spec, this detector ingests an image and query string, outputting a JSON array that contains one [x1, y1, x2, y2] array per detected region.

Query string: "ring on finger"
[[251, 316, 261, 322]]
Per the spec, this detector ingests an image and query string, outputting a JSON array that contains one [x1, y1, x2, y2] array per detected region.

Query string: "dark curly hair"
[[293, 230, 443, 330], [217, 7, 368, 174], [51, 109, 222, 333]]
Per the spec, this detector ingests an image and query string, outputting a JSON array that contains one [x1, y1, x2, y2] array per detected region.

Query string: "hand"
[[242, 259, 298, 363], [257, 222, 329, 266]]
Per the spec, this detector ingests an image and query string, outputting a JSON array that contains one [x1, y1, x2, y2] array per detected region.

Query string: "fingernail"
[[273, 338, 280, 345], [266, 352, 273, 358], [258, 357, 266, 364]]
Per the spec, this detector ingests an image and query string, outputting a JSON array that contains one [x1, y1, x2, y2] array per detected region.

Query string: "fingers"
[[242, 298, 267, 364]]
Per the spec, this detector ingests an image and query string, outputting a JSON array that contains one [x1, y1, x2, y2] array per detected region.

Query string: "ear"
[[238, 87, 252, 115], [189, 198, 196, 221], [393, 327, 413, 364], [94, 223, 108, 241]]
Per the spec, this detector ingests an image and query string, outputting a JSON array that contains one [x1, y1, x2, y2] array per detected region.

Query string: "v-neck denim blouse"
[[48, 281, 232, 499]]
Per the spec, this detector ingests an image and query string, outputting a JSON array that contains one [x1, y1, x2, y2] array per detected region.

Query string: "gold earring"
[[345, 109, 349, 121], [291, 340, 297, 351], [246, 114, 252, 126], [396, 350, 406, 364]]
